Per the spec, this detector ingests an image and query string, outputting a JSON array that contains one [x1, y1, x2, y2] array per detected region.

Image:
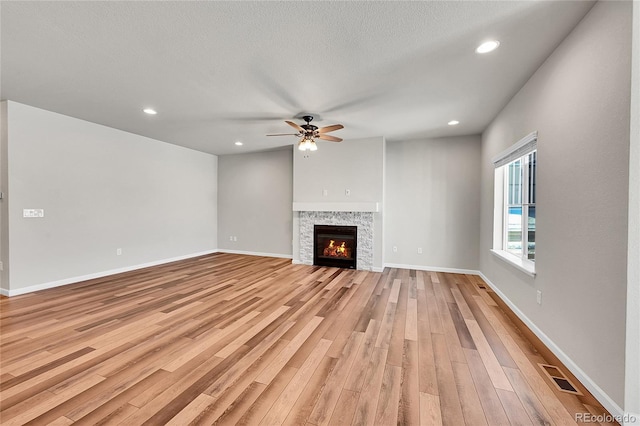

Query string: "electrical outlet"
[[323, 189, 328, 196], [233, 236, 237, 241], [345, 189, 351, 196], [229, 236, 233, 241], [536, 290, 542, 305], [392, 246, 398, 253], [116, 248, 122, 256], [417, 247, 423, 254]]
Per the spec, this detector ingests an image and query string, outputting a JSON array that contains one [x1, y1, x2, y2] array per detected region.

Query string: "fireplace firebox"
[[313, 225, 357, 269]]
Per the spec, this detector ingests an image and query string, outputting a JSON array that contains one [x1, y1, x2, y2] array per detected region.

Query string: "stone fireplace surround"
[[299, 211, 374, 270]]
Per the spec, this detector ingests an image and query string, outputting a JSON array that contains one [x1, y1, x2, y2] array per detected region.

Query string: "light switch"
[[23, 209, 45, 218]]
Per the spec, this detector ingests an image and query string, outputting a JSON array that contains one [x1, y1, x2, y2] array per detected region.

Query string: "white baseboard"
[[384, 262, 480, 276], [3, 249, 218, 297], [478, 272, 625, 420], [217, 249, 292, 259], [372, 266, 385, 272]]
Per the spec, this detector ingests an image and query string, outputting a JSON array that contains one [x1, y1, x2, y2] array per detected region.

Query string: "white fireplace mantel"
[[292, 202, 379, 212]]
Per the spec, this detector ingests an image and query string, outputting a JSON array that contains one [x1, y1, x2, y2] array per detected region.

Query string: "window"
[[492, 132, 537, 276], [505, 151, 536, 260]]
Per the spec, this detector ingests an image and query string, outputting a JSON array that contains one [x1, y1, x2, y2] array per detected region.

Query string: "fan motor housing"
[[301, 115, 317, 133]]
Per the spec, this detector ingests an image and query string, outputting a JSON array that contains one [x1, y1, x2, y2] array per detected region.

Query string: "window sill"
[[490, 249, 536, 277]]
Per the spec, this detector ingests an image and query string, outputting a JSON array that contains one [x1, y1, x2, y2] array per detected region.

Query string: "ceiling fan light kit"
[[268, 115, 343, 153], [299, 137, 318, 152]]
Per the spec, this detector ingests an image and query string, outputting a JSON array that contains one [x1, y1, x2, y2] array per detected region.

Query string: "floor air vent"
[[538, 364, 582, 395]]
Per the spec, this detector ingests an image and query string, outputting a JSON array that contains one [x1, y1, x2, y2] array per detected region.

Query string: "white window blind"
[[492, 131, 538, 168]]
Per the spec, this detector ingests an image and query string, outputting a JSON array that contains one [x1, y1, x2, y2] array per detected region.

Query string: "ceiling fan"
[[267, 115, 343, 151]]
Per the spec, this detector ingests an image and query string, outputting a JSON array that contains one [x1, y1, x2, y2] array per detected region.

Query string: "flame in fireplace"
[[323, 240, 351, 258]]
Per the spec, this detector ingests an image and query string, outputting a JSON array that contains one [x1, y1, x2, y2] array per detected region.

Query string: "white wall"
[[1, 102, 8, 290], [293, 136, 384, 204], [217, 148, 293, 257], [480, 1, 631, 413], [625, 2, 640, 424], [2, 101, 218, 294], [385, 136, 481, 272]]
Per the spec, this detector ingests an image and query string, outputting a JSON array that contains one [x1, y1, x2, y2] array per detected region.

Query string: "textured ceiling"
[[1, 1, 594, 155]]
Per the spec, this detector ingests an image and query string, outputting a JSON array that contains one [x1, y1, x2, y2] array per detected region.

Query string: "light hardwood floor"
[[0, 253, 614, 425]]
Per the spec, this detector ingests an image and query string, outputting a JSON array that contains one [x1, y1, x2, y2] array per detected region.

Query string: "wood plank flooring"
[[0, 253, 614, 425]]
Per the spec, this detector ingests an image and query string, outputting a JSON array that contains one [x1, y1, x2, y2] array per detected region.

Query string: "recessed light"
[[448, 120, 460, 126], [476, 40, 500, 54], [235, 141, 243, 146], [143, 108, 157, 115]]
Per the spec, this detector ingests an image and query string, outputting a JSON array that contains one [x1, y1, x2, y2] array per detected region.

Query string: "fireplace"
[[314, 225, 357, 269], [297, 211, 374, 270]]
